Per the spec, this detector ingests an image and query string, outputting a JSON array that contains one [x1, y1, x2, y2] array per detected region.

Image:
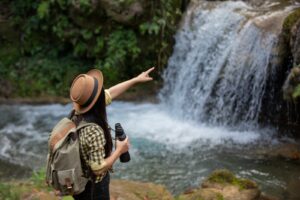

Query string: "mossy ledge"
[[205, 169, 257, 190], [282, 7, 300, 35]]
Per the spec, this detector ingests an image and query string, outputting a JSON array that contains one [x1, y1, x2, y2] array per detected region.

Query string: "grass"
[[0, 168, 74, 200], [0, 183, 21, 200], [216, 193, 224, 200]]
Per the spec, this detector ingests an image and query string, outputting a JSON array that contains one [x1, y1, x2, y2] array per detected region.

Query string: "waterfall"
[[160, 1, 292, 127]]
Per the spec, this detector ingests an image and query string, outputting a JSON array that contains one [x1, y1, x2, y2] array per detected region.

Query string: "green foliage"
[[283, 8, 300, 33], [1, 53, 89, 97], [140, 21, 161, 35], [216, 193, 224, 200], [292, 84, 300, 99], [37, 1, 50, 19], [2, 0, 183, 97], [139, 0, 182, 70], [0, 183, 20, 200], [104, 28, 141, 68], [0, 169, 74, 200], [31, 168, 47, 189]]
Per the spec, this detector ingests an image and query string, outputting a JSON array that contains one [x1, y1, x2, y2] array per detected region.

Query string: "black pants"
[[73, 173, 110, 200]]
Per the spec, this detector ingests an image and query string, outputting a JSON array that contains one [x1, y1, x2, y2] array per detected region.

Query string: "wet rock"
[[273, 143, 300, 160], [99, 0, 144, 24], [257, 143, 300, 160], [278, 8, 300, 131], [281, 8, 300, 101], [288, 9, 300, 66], [177, 169, 275, 200], [69, 0, 145, 27], [286, 177, 300, 200], [259, 194, 280, 200], [291, 21, 300, 66], [283, 66, 300, 101]]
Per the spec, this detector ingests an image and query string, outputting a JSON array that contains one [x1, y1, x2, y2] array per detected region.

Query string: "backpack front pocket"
[[57, 169, 76, 195]]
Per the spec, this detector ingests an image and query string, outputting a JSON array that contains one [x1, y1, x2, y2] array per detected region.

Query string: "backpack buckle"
[[65, 178, 73, 190]]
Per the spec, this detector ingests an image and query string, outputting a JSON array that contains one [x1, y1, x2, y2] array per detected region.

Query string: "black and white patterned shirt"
[[78, 124, 107, 183]]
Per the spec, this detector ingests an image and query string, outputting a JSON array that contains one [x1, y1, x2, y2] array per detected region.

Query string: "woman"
[[69, 67, 154, 200]]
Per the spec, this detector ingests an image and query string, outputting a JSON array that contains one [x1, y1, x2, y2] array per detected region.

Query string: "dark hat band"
[[81, 77, 98, 108]]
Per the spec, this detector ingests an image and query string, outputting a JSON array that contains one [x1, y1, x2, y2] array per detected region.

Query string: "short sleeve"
[[104, 89, 112, 105], [85, 125, 106, 171]]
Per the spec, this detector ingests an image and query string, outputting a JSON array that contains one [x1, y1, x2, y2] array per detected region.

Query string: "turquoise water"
[[0, 102, 299, 199]]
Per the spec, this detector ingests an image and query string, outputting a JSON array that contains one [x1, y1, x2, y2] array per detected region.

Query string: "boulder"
[[99, 0, 144, 24], [258, 143, 300, 160], [177, 170, 276, 200], [283, 66, 300, 101], [286, 177, 300, 200], [69, 0, 145, 27]]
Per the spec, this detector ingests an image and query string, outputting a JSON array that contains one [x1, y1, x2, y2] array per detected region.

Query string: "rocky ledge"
[[177, 170, 278, 200], [1, 170, 281, 200]]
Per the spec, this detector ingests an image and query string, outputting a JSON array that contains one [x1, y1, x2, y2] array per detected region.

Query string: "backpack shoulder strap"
[[49, 117, 76, 152], [76, 121, 99, 131]]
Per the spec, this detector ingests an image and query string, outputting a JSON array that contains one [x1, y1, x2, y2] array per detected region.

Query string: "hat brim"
[[73, 69, 103, 114]]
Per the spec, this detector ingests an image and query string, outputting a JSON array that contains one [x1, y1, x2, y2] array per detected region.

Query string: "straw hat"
[[70, 69, 103, 114]]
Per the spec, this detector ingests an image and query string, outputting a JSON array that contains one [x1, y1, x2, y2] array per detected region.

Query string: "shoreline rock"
[[0, 170, 279, 200], [0, 82, 161, 105], [177, 170, 277, 200], [0, 94, 159, 105], [257, 142, 300, 161], [0, 97, 70, 105]]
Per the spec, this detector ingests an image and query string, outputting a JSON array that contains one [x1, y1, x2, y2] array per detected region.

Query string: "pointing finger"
[[145, 67, 155, 74]]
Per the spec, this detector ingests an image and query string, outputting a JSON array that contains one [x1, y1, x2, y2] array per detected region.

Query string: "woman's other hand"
[[116, 137, 130, 154], [133, 67, 155, 83]]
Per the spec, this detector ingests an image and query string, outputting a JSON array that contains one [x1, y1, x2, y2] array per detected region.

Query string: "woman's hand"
[[108, 67, 155, 100], [133, 67, 155, 83], [116, 137, 130, 154]]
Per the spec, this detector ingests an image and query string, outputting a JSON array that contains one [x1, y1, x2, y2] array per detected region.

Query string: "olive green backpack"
[[45, 117, 95, 196]]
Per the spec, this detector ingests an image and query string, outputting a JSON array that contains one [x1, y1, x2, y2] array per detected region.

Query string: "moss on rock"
[[205, 169, 257, 190], [177, 170, 263, 200], [283, 8, 300, 33], [283, 65, 300, 101], [281, 8, 300, 62]]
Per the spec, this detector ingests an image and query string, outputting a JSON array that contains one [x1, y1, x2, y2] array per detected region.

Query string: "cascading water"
[[160, 1, 292, 127], [0, 1, 300, 199]]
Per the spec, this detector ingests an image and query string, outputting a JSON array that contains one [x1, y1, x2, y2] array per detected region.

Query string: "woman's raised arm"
[[107, 67, 155, 100]]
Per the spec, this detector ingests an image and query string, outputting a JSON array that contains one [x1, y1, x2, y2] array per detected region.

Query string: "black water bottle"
[[115, 123, 130, 163]]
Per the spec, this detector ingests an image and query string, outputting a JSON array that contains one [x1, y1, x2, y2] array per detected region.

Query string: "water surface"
[[0, 102, 299, 199]]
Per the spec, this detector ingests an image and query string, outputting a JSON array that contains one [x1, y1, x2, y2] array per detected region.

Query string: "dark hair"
[[73, 87, 112, 158]]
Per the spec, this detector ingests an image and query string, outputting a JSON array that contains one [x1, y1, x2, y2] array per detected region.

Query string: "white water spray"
[[160, 1, 291, 127]]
